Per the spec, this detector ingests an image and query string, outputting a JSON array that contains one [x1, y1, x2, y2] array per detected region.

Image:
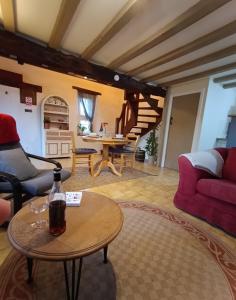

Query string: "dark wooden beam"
[[0, 69, 42, 92], [214, 73, 236, 83], [0, 69, 22, 87], [142, 44, 236, 82], [0, 30, 166, 97], [223, 82, 236, 89], [20, 82, 42, 93], [108, 0, 231, 69], [160, 62, 236, 87], [127, 19, 236, 76], [49, 0, 82, 49], [72, 86, 101, 96]]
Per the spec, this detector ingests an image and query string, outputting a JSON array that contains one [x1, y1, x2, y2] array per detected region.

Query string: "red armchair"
[[174, 148, 236, 236]]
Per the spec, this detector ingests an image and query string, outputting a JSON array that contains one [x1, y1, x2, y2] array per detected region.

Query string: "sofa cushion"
[[197, 178, 236, 205], [222, 148, 236, 182]]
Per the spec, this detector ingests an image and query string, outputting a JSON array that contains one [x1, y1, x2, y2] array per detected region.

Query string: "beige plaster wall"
[[0, 56, 124, 151]]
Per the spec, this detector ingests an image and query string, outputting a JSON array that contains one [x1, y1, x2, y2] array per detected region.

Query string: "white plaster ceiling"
[[62, 0, 128, 54], [1, 0, 236, 87], [15, 0, 62, 42]]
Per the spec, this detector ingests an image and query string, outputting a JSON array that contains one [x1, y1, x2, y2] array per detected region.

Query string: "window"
[[78, 93, 96, 134]]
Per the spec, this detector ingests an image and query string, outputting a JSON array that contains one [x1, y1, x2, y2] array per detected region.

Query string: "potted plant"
[[77, 123, 86, 136], [145, 128, 158, 164]]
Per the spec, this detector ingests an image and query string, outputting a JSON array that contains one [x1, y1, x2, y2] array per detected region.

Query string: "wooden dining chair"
[[109, 134, 139, 174], [71, 134, 97, 176]]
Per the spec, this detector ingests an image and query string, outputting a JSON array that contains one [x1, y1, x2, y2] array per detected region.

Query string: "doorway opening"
[[165, 93, 200, 170]]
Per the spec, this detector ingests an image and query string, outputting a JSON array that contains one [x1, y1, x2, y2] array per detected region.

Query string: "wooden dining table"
[[82, 136, 128, 176]]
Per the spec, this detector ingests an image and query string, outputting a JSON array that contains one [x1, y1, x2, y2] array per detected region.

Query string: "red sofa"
[[174, 148, 236, 236]]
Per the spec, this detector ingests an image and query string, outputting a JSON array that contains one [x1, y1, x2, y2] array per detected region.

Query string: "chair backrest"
[[0, 114, 20, 145], [124, 134, 139, 152]]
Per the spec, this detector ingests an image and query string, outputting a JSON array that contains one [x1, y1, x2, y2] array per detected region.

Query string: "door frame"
[[160, 88, 207, 168]]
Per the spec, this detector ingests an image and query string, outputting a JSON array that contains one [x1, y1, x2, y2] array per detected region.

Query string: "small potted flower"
[[77, 123, 86, 136]]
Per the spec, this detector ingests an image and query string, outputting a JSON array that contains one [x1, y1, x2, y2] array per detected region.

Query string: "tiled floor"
[[1, 158, 236, 267]]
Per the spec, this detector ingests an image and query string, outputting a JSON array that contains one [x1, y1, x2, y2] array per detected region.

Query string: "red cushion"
[[223, 148, 236, 182], [197, 178, 236, 205], [0, 114, 20, 144], [0, 199, 11, 224]]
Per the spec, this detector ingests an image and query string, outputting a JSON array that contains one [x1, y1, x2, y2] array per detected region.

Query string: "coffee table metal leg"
[[72, 260, 76, 299], [75, 258, 83, 300], [103, 246, 108, 264], [63, 261, 71, 300], [27, 257, 33, 283]]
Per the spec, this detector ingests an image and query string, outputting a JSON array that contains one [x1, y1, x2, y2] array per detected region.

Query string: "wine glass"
[[29, 198, 48, 229]]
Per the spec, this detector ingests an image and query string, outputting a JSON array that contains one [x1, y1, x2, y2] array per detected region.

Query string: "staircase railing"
[[116, 91, 164, 137], [115, 99, 138, 135]]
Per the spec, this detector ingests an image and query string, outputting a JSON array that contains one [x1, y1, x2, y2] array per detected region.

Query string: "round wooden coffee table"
[[7, 192, 123, 300]]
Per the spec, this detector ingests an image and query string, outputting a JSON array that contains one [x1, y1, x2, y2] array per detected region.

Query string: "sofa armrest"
[[177, 156, 214, 195]]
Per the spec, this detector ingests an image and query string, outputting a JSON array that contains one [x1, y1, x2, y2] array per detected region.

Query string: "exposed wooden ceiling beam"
[[160, 62, 236, 87], [213, 73, 236, 83], [142, 44, 236, 82], [82, 0, 143, 60], [127, 20, 236, 76], [223, 81, 236, 89], [0, 0, 15, 32], [49, 0, 82, 49], [108, 0, 231, 69], [0, 30, 166, 97]]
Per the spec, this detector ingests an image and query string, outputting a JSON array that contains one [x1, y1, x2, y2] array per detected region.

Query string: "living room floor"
[[1, 159, 236, 267]]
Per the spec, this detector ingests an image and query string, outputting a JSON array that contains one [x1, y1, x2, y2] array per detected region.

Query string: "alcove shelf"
[[41, 96, 72, 158]]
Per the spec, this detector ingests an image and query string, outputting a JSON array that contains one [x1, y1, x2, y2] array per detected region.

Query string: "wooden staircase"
[[115, 91, 163, 137]]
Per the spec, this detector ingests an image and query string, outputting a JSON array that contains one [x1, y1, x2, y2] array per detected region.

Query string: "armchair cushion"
[[73, 148, 97, 155], [197, 178, 236, 205], [20, 168, 71, 195], [0, 147, 39, 181], [222, 148, 236, 183]]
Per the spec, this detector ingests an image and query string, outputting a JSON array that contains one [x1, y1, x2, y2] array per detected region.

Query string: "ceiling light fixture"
[[114, 74, 120, 81]]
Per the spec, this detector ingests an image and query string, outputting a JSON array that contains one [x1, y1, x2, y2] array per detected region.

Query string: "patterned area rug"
[[63, 167, 153, 191], [0, 202, 236, 300]]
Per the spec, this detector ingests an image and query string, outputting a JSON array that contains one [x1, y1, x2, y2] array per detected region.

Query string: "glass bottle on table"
[[48, 168, 66, 236], [99, 122, 104, 137]]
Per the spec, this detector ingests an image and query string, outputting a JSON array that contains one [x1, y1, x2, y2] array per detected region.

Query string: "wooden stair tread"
[[138, 114, 158, 117], [139, 107, 157, 110], [137, 121, 156, 124]]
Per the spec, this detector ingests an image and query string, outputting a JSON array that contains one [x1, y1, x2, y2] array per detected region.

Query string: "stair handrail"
[[115, 102, 127, 134], [115, 97, 138, 135]]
